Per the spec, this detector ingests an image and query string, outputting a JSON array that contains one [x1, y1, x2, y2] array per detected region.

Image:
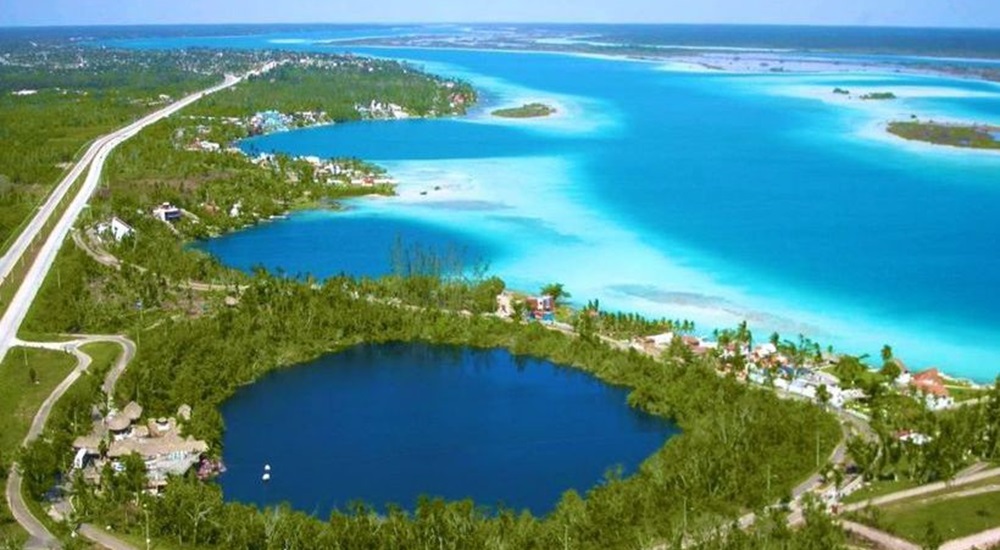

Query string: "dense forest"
[[188, 59, 476, 120]]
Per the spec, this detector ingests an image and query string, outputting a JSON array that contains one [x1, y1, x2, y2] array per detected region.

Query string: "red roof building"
[[911, 368, 949, 397]]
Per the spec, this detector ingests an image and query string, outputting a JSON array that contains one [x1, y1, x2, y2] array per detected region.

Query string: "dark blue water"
[[196, 209, 493, 279], [219, 343, 676, 516]]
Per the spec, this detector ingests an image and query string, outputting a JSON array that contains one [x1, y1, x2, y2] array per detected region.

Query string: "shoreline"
[[761, 79, 1000, 156], [200, 48, 1000, 384], [331, 41, 1000, 86]]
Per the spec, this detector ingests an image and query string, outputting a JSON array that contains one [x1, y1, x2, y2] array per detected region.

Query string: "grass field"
[[0, 346, 77, 545], [0, 171, 85, 322], [843, 478, 920, 504], [949, 386, 988, 402], [79, 341, 121, 381], [878, 489, 1000, 545], [0, 347, 76, 453]]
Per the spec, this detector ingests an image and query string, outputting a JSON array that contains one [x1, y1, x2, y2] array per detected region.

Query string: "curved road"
[[0, 64, 274, 550], [6, 335, 136, 550], [0, 65, 272, 369]]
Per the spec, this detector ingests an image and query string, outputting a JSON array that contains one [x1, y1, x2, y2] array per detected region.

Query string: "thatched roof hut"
[[123, 401, 143, 421]]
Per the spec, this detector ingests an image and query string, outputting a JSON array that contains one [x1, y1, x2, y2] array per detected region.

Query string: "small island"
[[860, 91, 897, 100], [492, 102, 557, 118], [888, 120, 1000, 150]]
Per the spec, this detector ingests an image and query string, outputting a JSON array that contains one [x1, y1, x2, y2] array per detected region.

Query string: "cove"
[[218, 343, 677, 516], [120, 32, 1000, 379]]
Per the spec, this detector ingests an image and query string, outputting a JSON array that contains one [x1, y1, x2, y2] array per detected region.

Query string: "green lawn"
[[0, 347, 76, 453], [949, 386, 988, 403], [16, 333, 77, 343], [879, 489, 1000, 545], [843, 479, 920, 504], [79, 341, 121, 381], [0, 346, 77, 545]]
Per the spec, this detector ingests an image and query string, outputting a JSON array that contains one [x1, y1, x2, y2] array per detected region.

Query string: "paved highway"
[[0, 69, 257, 368]]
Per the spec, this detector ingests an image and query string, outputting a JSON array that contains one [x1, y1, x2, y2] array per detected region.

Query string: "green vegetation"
[[23, 247, 841, 548], [871, 489, 1000, 545], [21, 240, 144, 335], [859, 92, 897, 100], [0, 347, 77, 546], [847, 377, 1000, 495], [832, 88, 851, 95], [4, 35, 854, 548], [950, 386, 988, 402], [190, 59, 475, 120], [0, 169, 87, 320], [20, 345, 118, 503], [491, 102, 556, 118], [79, 341, 122, 379], [579, 298, 693, 340], [842, 478, 920, 504], [103, 115, 394, 242], [888, 121, 1000, 149], [0, 44, 238, 250], [0, 347, 76, 460]]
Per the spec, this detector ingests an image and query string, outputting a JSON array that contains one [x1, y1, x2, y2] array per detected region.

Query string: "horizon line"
[[2, 21, 1000, 31]]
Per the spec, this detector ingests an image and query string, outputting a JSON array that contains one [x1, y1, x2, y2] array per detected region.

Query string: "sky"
[[1, 0, 998, 28]]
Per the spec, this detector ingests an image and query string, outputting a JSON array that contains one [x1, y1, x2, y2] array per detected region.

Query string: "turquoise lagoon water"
[[219, 343, 676, 515], [122, 35, 1000, 380]]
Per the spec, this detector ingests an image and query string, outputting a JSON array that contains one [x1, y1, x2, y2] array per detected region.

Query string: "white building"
[[646, 332, 675, 347], [96, 216, 134, 242], [152, 203, 182, 222]]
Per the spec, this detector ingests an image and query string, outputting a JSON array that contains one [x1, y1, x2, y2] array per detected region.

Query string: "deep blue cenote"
[[219, 343, 676, 516]]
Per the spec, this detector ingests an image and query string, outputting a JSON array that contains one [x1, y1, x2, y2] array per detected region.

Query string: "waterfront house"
[[152, 202, 182, 223], [645, 332, 675, 348], [526, 295, 555, 323], [911, 368, 954, 410], [71, 401, 209, 491], [250, 110, 292, 134], [496, 291, 515, 318], [911, 368, 948, 396]]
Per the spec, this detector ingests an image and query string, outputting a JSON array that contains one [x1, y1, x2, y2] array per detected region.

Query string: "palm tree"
[[881, 344, 894, 364], [540, 283, 571, 308], [816, 384, 831, 408]]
